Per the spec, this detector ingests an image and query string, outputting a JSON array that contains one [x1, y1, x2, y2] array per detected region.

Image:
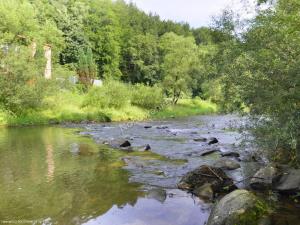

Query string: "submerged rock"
[[156, 126, 169, 129], [193, 183, 214, 201], [208, 137, 219, 145], [104, 139, 133, 151], [147, 188, 167, 203], [193, 137, 208, 142], [178, 165, 236, 196], [200, 149, 221, 156], [273, 168, 300, 193], [250, 165, 277, 190], [221, 152, 240, 158], [214, 158, 241, 170], [207, 190, 268, 225]]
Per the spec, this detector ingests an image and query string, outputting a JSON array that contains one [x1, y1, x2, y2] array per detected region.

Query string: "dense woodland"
[[0, 0, 299, 163]]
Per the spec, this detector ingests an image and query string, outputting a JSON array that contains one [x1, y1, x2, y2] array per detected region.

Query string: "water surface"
[[0, 126, 209, 225]]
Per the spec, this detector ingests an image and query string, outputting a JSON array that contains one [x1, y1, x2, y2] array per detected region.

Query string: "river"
[[0, 115, 299, 225]]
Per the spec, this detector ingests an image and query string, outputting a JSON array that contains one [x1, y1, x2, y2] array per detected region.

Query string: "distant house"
[[93, 79, 103, 87]]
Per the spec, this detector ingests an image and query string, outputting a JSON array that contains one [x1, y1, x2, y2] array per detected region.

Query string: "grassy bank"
[[0, 92, 217, 126]]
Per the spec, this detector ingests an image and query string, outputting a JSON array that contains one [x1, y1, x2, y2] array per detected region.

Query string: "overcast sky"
[[124, 0, 256, 28]]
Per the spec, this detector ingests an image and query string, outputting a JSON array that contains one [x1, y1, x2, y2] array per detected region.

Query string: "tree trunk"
[[30, 41, 37, 58], [44, 44, 52, 79]]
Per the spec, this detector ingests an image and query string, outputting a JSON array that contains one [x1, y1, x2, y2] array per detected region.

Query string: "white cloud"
[[124, 0, 257, 28]]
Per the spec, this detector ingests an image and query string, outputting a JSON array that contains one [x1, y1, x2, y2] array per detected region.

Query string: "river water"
[[0, 115, 299, 225]]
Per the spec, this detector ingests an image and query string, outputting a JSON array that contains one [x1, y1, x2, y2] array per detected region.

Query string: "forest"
[[0, 0, 299, 164]]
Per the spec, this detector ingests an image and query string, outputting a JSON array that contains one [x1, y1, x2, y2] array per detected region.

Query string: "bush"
[[83, 80, 131, 109], [131, 84, 164, 109]]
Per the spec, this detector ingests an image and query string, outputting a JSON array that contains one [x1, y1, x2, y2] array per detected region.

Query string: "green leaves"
[[160, 32, 198, 104]]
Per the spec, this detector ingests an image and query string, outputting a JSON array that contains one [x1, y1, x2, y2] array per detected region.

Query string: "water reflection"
[[0, 127, 142, 224], [84, 189, 210, 225], [0, 127, 210, 225], [46, 144, 55, 182]]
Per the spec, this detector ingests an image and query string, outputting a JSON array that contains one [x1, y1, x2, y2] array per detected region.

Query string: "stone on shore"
[[250, 165, 277, 190], [213, 158, 241, 170], [273, 168, 300, 193], [207, 190, 268, 225]]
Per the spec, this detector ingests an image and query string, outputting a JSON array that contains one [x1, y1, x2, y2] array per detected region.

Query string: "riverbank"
[[0, 93, 217, 126]]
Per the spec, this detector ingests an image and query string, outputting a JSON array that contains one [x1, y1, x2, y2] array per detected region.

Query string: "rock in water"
[[208, 137, 219, 145], [193, 137, 207, 142], [144, 125, 152, 129], [105, 139, 132, 151], [221, 152, 240, 158], [156, 126, 169, 129], [147, 188, 167, 203], [200, 149, 221, 156], [193, 183, 214, 201], [120, 140, 131, 148], [178, 165, 236, 195], [250, 165, 277, 190], [144, 144, 151, 151], [214, 158, 241, 170], [207, 190, 268, 225], [273, 168, 300, 193]]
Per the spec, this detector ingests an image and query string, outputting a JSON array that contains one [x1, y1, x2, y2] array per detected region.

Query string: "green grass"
[[152, 98, 217, 119], [0, 92, 217, 126]]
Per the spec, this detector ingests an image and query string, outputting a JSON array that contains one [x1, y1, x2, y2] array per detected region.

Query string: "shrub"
[[83, 80, 131, 109], [131, 84, 164, 109]]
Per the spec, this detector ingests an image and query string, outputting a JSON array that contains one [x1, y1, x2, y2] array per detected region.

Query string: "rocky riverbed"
[[75, 114, 300, 225]]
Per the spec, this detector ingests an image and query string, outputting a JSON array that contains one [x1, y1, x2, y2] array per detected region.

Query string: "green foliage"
[[121, 34, 161, 85], [215, 0, 300, 161], [160, 32, 198, 104], [84, 0, 122, 79], [0, 48, 47, 115], [83, 80, 131, 109], [131, 84, 164, 109], [77, 48, 97, 90]]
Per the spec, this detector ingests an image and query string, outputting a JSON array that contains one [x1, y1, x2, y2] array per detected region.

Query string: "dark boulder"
[[120, 140, 131, 148], [208, 137, 219, 145], [144, 125, 152, 129], [104, 139, 133, 151], [178, 165, 236, 196], [144, 144, 151, 151], [221, 152, 240, 158]]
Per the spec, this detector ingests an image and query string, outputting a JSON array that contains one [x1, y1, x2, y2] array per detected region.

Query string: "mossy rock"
[[207, 190, 269, 225]]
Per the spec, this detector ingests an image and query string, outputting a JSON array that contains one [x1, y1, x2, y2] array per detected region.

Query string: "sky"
[[124, 0, 257, 28]]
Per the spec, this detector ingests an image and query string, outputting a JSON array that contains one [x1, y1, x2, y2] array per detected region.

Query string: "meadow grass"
[[0, 92, 217, 126], [152, 98, 217, 119]]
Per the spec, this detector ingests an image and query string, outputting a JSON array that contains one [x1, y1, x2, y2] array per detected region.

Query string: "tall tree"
[[160, 32, 198, 104]]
